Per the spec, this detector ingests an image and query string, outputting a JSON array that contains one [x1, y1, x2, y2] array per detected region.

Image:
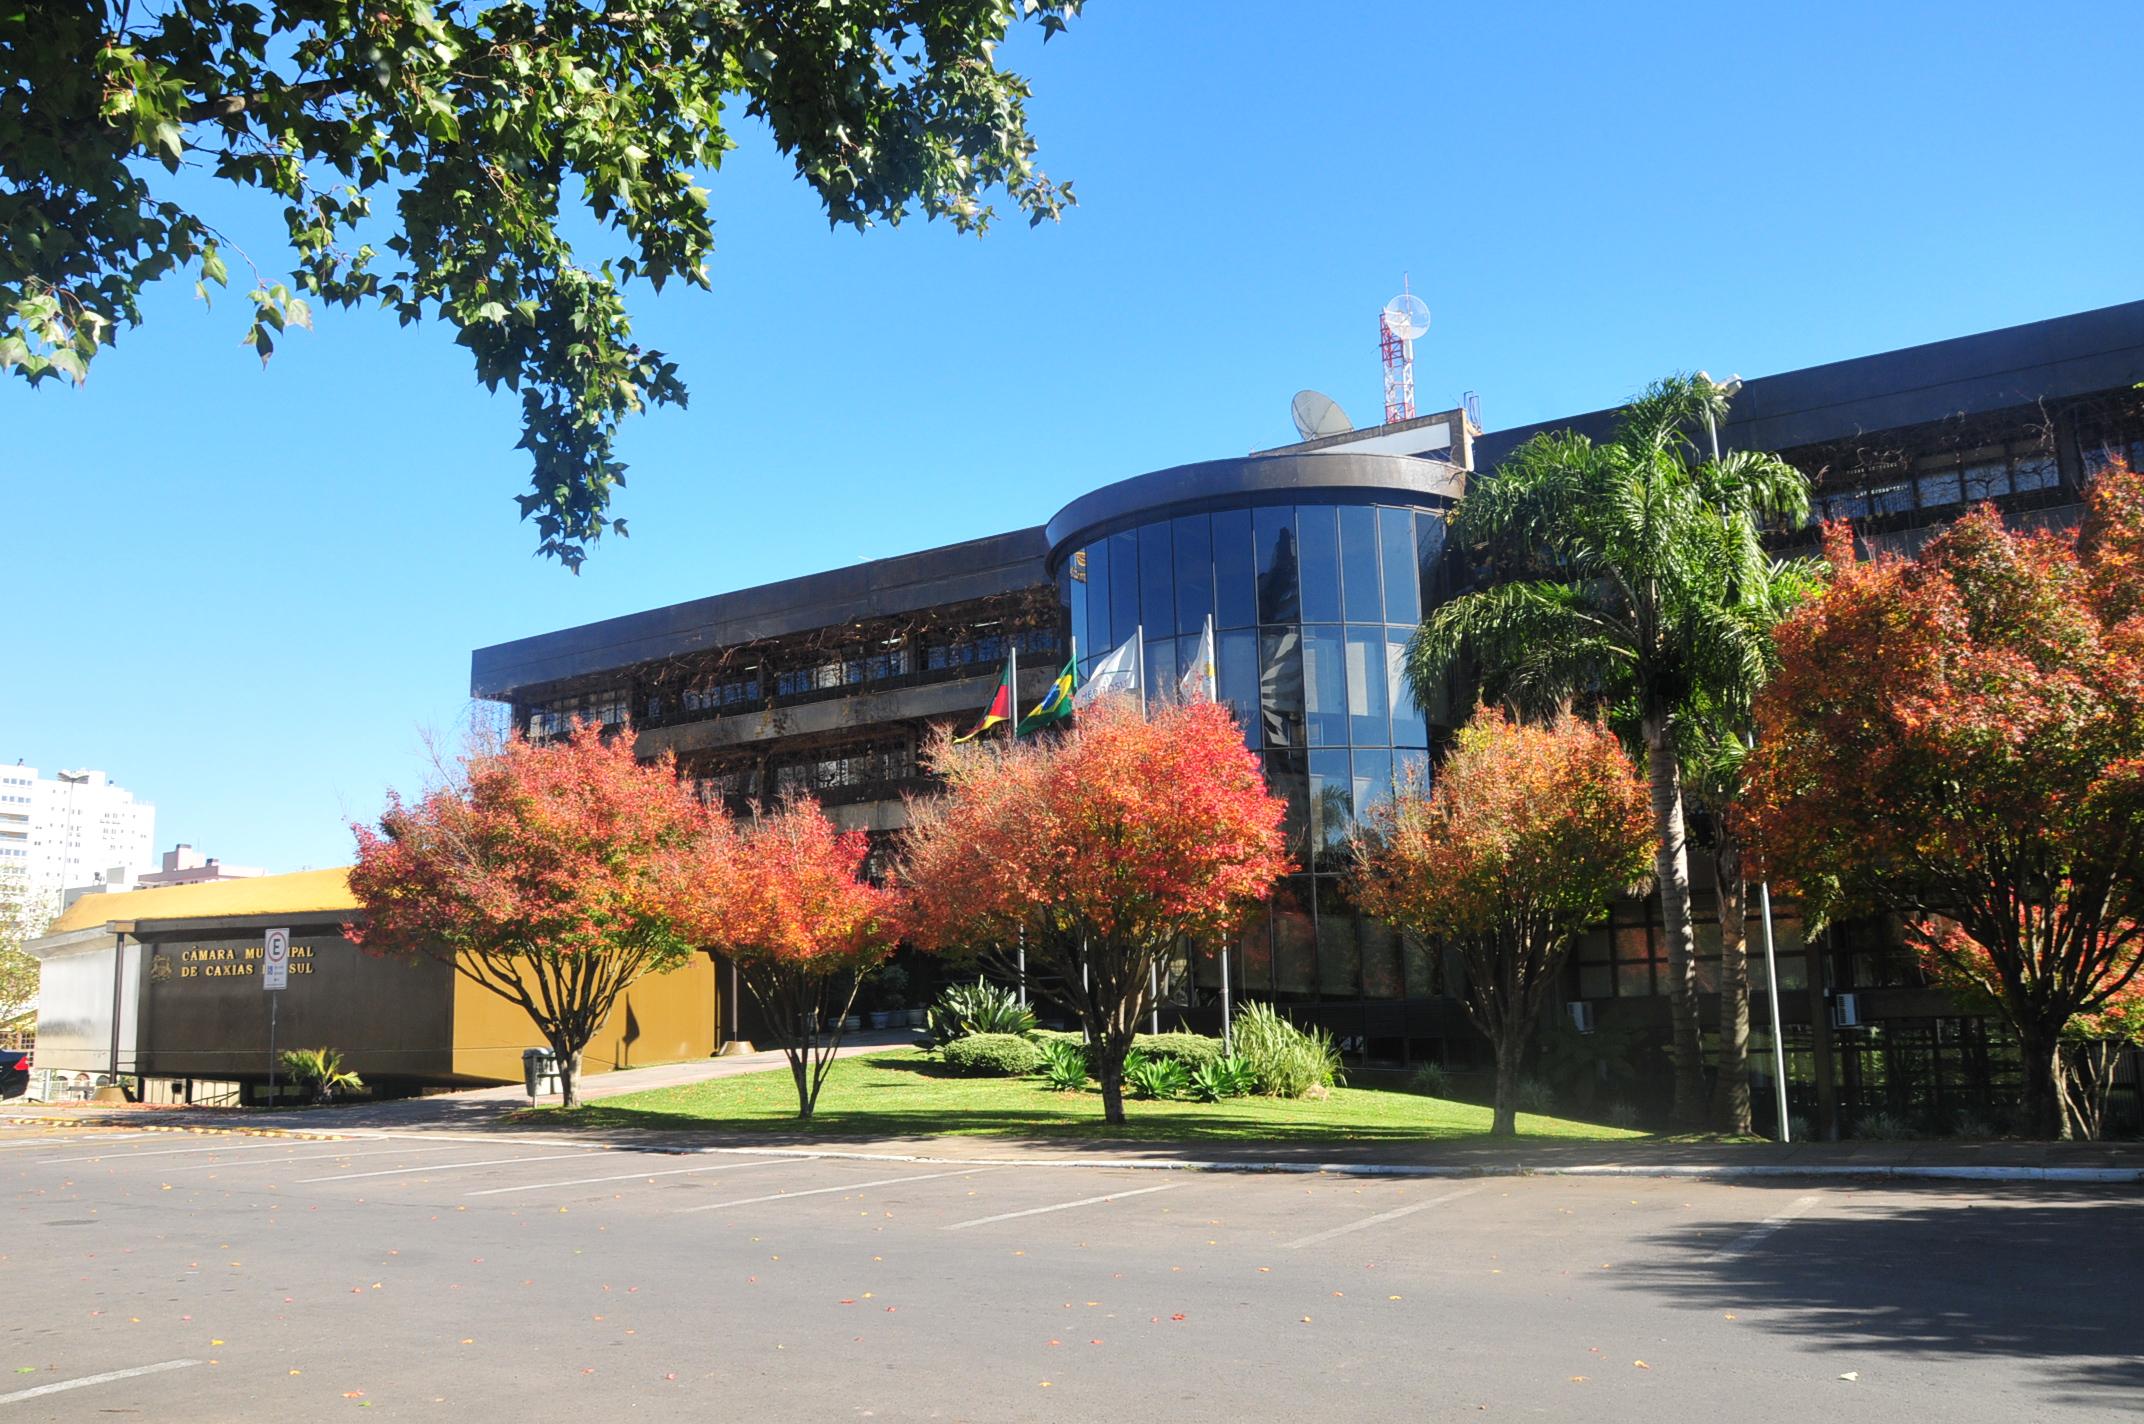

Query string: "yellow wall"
[[449, 951, 719, 1083]]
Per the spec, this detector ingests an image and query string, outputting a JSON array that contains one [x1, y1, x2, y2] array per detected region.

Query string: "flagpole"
[[1220, 939, 1232, 1055], [1008, 639, 1019, 740], [1135, 623, 1147, 714]]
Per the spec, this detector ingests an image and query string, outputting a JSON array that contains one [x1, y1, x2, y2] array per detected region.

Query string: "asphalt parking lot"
[[4, 1122, 2140, 1422]]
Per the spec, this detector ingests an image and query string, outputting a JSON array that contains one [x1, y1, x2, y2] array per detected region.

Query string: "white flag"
[[1178, 614, 1216, 702], [1073, 633, 1142, 708]]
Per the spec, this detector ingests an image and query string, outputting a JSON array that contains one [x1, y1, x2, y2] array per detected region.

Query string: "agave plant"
[[1188, 1054, 1256, 1103], [1036, 1037, 1090, 1092], [925, 978, 1035, 1048], [1124, 1052, 1189, 1101]]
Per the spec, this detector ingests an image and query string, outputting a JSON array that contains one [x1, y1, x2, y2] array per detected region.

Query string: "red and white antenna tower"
[[1378, 279, 1430, 425]]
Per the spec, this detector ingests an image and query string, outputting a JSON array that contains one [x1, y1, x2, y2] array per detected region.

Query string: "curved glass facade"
[[1057, 495, 1456, 1010]]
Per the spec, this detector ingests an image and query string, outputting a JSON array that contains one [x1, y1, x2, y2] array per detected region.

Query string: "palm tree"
[[1409, 376, 1808, 1128]]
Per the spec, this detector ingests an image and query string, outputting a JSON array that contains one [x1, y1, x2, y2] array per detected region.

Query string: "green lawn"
[[521, 1049, 1648, 1144]]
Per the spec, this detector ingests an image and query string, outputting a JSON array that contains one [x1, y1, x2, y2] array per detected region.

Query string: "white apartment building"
[[0, 764, 156, 898]]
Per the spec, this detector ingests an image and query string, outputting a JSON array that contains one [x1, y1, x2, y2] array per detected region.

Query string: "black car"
[[0, 1050, 28, 1099]]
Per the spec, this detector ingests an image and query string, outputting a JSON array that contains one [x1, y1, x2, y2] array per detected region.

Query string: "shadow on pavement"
[[1615, 1185, 2144, 1408]]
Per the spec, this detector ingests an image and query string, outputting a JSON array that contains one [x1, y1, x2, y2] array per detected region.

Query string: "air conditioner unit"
[[1830, 992, 1861, 1029], [1567, 1001, 1597, 1034]]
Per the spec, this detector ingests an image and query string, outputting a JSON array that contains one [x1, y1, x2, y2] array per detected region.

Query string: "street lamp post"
[[1699, 374, 1794, 1145]]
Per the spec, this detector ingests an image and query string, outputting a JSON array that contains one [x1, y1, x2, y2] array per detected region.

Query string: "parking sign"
[[263, 927, 290, 992]]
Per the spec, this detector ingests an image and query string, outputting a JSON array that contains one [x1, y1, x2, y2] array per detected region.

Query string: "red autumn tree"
[[668, 796, 897, 1119], [347, 724, 706, 1109], [1350, 708, 1655, 1136], [901, 696, 1290, 1124], [1741, 464, 2144, 1138]]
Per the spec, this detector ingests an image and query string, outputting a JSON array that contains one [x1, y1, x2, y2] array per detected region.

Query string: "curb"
[[0, 1115, 331, 1141]]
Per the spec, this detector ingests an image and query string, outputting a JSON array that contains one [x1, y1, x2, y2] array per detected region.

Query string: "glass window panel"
[[1107, 531, 1139, 650], [1579, 965, 1614, 1000], [1870, 480, 1913, 515], [1826, 489, 1868, 520], [1213, 508, 1257, 630], [1236, 899, 1273, 996], [1272, 876, 1317, 994], [1351, 748, 1393, 818], [1616, 961, 1656, 997], [1345, 627, 1389, 746], [1217, 629, 1262, 751], [1380, 507, 1420, 625], [1360, 909, 1402, 998], [1264, 750, 1310, 868], [1339, 505, 1383, 622], [1139, 522, 1176, 638], [1145, 635, 1180, 695], [1394, 747, 1430, 797], [1309, 748, 1353, 872], [1387, 631, 1430, 746], [1259, 628, 1305, 747], [1402, 929, 1440, 999], [1415, 512, 1449, 612], [1296, 505, 1342, 623], [2013, 452, 2059, 492], [1917, 471, 1962, 508], [1083, 539, 1112, 663], [1064, 564, 1088, 674], [1172, 514, 1214, 637], [1614, 925, 1652, 962], [1963, 460, 2009, 501], [1577, 928, 1612, 964], [1315, 876, 1361, 997], [1773, 954, 1808, 991], [1302, 626, 1348, 746], [1254, 506, 1300, 624]]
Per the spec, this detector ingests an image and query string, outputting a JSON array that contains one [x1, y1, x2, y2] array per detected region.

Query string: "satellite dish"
[[1291, 389, 1354, 441], [1382, 292, 1430, 342]]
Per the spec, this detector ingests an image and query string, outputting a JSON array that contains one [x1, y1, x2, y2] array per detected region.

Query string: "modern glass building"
[[1042, 449, 1464, 1050]]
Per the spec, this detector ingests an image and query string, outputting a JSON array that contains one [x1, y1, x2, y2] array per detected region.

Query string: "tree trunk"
[[2018, 1022, 2071, 1141], [1711, 835, 1752, 1135], [1096, 1036, 1131, 1126], [557, 1046, 582, 1111], [1644, 721, 1707, 1128], [1489, 1030, 1521, 1138]]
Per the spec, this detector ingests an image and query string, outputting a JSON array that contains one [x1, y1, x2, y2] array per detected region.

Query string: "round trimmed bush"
[[1130, 1033, 1224, 1072], [941, 1032, 1044, 1077]]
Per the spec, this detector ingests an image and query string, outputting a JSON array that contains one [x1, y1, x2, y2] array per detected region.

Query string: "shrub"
[[1853, 1109, 1920, 1141], [941, 1032, 1043, 1077], [279, 1047, 362, 1105], [1515, 1076, 1556, 1115], [1130, 1033, 1224, 1071], [1124, 1053, 1190, 1101], [1408, 1062, 1453, 1098], [1233, 1002, 1343, 1099], [1603, 1098, 1641, 1130], [926, 979, 1035, 1046], [1037, 1037, 1090, 1092], [1188, 1055, 1256, 1103]]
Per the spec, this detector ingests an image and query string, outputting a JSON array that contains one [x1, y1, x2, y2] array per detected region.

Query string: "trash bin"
[[521, 1048, 562, 1099]]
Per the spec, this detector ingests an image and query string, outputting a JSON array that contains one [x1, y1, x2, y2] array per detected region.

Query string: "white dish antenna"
[[1290, 389, 1354, 441], [1381, 292, 1431, 342]]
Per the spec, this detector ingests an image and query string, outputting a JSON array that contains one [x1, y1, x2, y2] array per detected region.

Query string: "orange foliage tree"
[[900, 697, 1290, 1124], [347, 724, 706, 1109], [1350, 709, 1655, 1136], [1741, 465, 2144, 1138], [668, 797, 898, 1119]]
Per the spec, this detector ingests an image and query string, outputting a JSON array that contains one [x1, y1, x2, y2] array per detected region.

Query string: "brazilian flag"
[[1017, 657, 1077, 734]]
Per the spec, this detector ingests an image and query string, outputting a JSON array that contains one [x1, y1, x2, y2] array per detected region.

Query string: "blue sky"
[[6, 0, 2140, 874]]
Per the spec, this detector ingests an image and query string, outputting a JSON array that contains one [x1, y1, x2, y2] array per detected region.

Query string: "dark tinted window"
[[1083, 538, 1112, 660], [1265, 752, 1310, 869], [1309, 748, 1352, 872], [1345, 627, 1389, 746], [1139, 523, 1175, 637], [1296, 504, 1341, 622], [1254, 506, 1300, 624], [1339, 505, 1382, 622], [1217, 628, 1262, 750], [1107, 530, 1139, 650], [1173, 514, 1214, 636], [1259, 627, 1304, 747], [1415, 512, 1449, 612], [1302, 625, 1347, 747], [1388, 629, 1429, 747], [1213, 508, 1257, 629], [1380, 507, 1420, 625]]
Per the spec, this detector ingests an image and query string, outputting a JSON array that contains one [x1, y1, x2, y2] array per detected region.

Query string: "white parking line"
[[944, 1181, 1179, 1231], [1705, 1193, 1823, 1262], [0, 1358, 200, 1405], [465, 1156, 790, 1197], [1282, 1184, 1487, 1249], [296, 1150, 611, 1184], [159, 1142, 472, 1174], [39, 1138, 360, 1165], [677, 1166, 1001, 1213], [0, 1132, 161, 1152]]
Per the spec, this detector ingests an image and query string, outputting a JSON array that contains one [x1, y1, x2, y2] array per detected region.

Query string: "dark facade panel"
[[1473, 298, 2144, 470], [1045, 451, 1466, 572], [471, 526, 1052, 700]]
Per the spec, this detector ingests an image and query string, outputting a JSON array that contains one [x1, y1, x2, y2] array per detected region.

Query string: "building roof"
[[470, 526, 1052, 702], [1473, 298, 2144, 469], [49, 867, 357, 936]]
